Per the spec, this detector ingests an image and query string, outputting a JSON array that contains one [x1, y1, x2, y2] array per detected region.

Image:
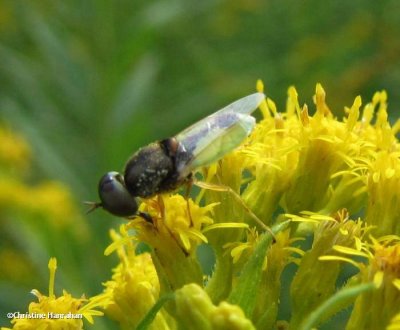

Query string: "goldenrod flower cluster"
[[1, 259, 105, 330], [4, 81, 400, 329]]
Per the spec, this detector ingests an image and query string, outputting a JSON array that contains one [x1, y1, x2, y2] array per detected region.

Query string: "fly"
[[87, 93, 265, 220]]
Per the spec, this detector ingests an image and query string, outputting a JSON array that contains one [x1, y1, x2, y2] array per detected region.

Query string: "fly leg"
[[157, 194, 189, 256], [135, 212, 153, 223], [193, 180, 275, 240], [184, 175, 194, 227]]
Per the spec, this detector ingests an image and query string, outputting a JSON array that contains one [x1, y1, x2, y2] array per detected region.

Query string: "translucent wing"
[[174, 92, 265, 178]]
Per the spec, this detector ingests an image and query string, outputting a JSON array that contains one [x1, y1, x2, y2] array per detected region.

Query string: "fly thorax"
[[124, 142, 174, 198]]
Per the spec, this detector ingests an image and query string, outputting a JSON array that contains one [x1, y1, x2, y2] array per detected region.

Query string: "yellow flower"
[[233, 82, 400, 228], [290, 211, 367, 328], [365, 150, 400, 236], [320, 237, 400, 329], [224, 228, 259, 264], [239, 85, 300, 223], [97, 226, 171, 330], [125, 194, 215, 290], [2, 258, 105, 330], [132, 194, 215, 254]]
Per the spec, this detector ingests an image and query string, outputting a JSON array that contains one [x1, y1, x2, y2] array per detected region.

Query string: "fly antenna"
[[83, 201, 102, 214]]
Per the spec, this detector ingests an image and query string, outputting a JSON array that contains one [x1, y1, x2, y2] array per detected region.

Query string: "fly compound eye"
[[98, 171, 138, 217]]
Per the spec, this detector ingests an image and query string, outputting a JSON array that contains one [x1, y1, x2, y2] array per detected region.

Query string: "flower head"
[[97, 226, 171, 329], [222, 83, 380, 232], [365, 150, 400, 236], [132, 194, 215, 254], [290, 211, 367, 328], [119, 195, 215, 290], [2, 258, 105, 330], [320, 237, 400, 329]]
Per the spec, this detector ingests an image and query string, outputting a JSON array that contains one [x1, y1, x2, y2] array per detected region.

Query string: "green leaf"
[[227, 221, 290, 318], [136, 293, 175, 330]]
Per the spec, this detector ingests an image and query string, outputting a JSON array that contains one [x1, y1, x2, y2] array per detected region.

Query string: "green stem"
[[205, 247, 233, 303], [298, 283, 376, 330]]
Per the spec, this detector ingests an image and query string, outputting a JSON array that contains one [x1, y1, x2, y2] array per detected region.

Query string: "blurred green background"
[[0, 0, 399, 328]]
